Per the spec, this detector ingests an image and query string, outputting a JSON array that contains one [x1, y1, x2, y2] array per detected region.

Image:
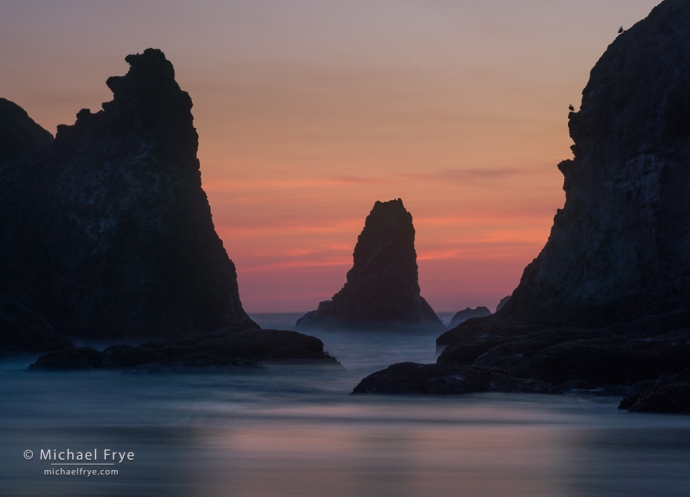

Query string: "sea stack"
[[0, 49, 257, 340], [500, 0, 690, 327], [297, 199, 444, 332]]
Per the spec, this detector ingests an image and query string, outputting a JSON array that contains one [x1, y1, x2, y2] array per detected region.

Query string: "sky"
[[0, 0, 662, 313]]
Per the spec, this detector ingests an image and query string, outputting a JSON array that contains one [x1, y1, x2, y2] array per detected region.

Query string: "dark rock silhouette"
[[29, 329, 340, 371], [0, 300, 73, 355], [447, 306, 491, 329], [495, 296, 510, 313], [502, 0, 690, 328], [0, 49, 257, 341], [0, 100, 54, 327], [354, 1, 690, 409], [297, 199, 444, 332], [619, 369, 690, 414], [30, 346, 103, 370], [352, 362, 555, 395], [353, 363, 492, 395]]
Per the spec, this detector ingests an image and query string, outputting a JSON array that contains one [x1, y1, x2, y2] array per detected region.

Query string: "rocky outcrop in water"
[[0, 49, 257, 342], [352, 362, 555, 395], [355, 1, 690, 409], [500, 0, 690, 327], [296, 199, 444, 332], [618, 369, 690, 413], [447, 306, 491, 329], [29, 329, 340, 371]]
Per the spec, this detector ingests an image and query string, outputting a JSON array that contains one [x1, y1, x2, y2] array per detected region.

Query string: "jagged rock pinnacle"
[[297, 199, 444, 332], [0, 49, 257, 339]]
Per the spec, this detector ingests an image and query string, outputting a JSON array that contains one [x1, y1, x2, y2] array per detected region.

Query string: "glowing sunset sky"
[[1, 0, 661, 313]]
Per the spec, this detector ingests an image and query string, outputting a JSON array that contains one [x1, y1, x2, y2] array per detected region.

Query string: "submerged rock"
[[0, 49, 257, 342], [297, 199, 444, 332], [29, 329, 341, 371], [447, 306, 492, 329]]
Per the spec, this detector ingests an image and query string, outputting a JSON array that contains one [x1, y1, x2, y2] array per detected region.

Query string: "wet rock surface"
[[297, 199, 444, 332], [29, 329, 341, 371], [619, 369, 690, 413], [430, 315, 690, 394], [352, 362, 558, 395]]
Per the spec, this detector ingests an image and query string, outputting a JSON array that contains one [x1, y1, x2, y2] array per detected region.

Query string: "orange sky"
[[0, 0, 661, 312]]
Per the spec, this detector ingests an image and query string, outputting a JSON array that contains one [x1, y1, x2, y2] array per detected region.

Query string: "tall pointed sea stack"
[[498, 0, 690, 327], [297, 199, 444, 332], [0, 49, 257, 339]]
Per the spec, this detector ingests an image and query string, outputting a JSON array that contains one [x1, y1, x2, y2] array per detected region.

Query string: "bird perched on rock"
[[618, 26, 624, 34], [569, 104, 574, 112]]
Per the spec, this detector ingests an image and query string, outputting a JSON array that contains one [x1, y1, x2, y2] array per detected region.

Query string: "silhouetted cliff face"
[[0, 49, 257, 339], [0, 98, 53, 166], [297, 199, 444, 331], [501, 0, 690, 327], [0, 99, 53, 304]]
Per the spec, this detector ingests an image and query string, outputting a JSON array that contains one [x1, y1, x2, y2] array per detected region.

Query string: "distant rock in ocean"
[[495, 296, 510, 313], [0, 49, 257, 343], [447, 306, 491, 329], [297, 199, 444, 332], [354, 0, 690, 412]]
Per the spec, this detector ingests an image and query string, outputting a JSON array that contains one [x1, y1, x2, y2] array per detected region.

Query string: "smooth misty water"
[[1, 314, 690, 497]]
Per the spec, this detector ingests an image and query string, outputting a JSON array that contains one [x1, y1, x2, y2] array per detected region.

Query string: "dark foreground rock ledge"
[[297, 199, 444, 332], [352, 363, 558, 395], [618, 369, 690, 414], [29, 329, 341, 372]]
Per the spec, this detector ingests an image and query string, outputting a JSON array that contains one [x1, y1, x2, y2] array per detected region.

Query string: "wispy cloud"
[[204, 166, 535, 195], [403, 167, 529, 183], [239, 258, 351, 273]]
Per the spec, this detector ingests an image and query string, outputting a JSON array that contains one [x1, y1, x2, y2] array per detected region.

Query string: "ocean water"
[[1, 313, 690, 497]]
